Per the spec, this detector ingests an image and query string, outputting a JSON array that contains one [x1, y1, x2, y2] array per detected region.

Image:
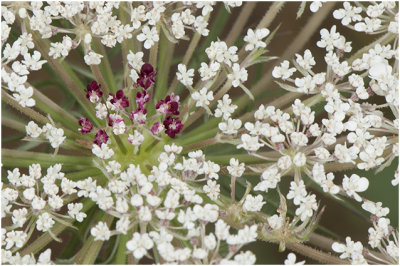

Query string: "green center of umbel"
[[113, 130, 169, 173]]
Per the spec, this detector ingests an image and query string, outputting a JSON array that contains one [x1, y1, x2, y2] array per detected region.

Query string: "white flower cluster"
[[332, 190, 398, 264], [216, 94, 242, 135], [83, 144, 256, 263], [26, 121, 66, 148], [2, 248, 52, 265], [176, 24, 271, 118], [1, 164, 82, 264], [3, 1, 242, 66], [333, 2, 398, 34], [2, 19, 47, 107], [127, 50, 144, 81], [273, 23, 398, 177]]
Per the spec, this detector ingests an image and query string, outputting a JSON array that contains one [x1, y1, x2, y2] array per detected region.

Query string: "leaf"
[[74, 214, 114, 264], [69, 63, 96, 80], [239, 83, 255, 101], [274, 81, 299, 93], [160, 22, 179, 44], [224, 3, 232, 13], [246, 56, 278, 68], [296, 2, 307, 19], [264, 24, 281, 48], [291, 58, 310, 77]]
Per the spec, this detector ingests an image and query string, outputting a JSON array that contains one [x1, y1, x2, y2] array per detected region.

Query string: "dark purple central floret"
[[135, 90, 151, 109], [85, 81, 102, 103], [156, 93, 180, 115], [129, 108, 147, 124], [163, 116, 184, 138], [84, 71, 184, 141], [136, 63, 157, 89], [110, 90, 129, 109], [94, 129, 109, 146], [78, 117, 93, 134]]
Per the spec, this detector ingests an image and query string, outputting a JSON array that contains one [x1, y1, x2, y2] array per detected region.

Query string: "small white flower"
[[105, 160, 121, 175], [227, 158, 245, 177], [272, 60, 296, 80], [177, 64, 194, 87], [362, 201, 389, 217], [287, 180, 307, 205], [227, 63, 248, 87], [5, 231, 27, 250], [310, 1, 322, 12], [199, 62, 220, 80], [203, 179, 220, 200], [49, 36, 73, 59], [234, 250, 257, 264], [12, 208, 28, 228], [295, 49, 315, 70], [244, 28, 270, 51], [37, 248, 52, 264], [95, 103, 108, 118], [84, 51, 103, 65], [333, 2, 362, 26], [237, 134, 264, 152], [292, 152, 307, 167], [90, 222, 111, 241], [214, 94, 237, 120], [126, 232, 154, 259], [26, 121, 42, 138], [342, 174, 369, 201], [243, 194, 266, 212], [112, 120, 126, 135], [219, 118, 242, 135], [92, 143, 114, 160], [13, 86, 35, 107], [295, 194, 318, 221], [127, 51, 144, 70], [138, 206, 152, 222], [137, 26, 159, 49], [194, 15, 209, 36], [68, 203, 86, 222], [317, 26, 340, 51], [36, 212, 55, 232], [267, 214, 283, 230], [284, 253, 305, 265], [32, 196, 46, 210], [192, 87, 214, 108], [332, 237, 365, 261]]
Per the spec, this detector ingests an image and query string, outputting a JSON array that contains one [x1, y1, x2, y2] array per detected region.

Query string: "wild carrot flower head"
[[2, 1, 398, 265]]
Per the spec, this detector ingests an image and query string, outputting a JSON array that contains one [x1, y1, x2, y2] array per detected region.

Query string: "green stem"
[[74, 214, 114, 264], [20, 199, 95, 256], [285, 241, 349, 264], [149, 24, 160, 67], [2, 90, 49, 124], [113, 233, 129, 264], [26, 25, 99, 126], [225, 2, 257, 46], [155, 26, 175, 102], [2, 148, 93, 166], [92, 38, 119, 93], [91, 64, 111, 96], [2, 116, 26, 132]]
